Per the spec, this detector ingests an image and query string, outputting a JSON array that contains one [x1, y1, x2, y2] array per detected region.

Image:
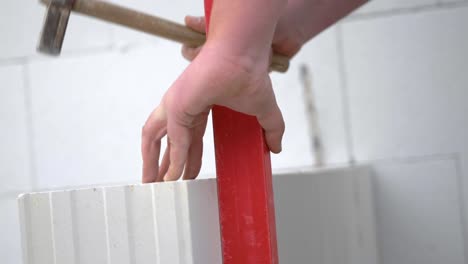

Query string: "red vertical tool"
[[204, 1, 279, 263]]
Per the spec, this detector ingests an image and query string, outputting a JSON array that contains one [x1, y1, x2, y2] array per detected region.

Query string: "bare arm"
[[273, 0, 368, 56], [183, 0, 368, 59]]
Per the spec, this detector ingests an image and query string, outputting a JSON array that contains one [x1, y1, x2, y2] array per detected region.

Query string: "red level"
[[204, 1, 279, 263]]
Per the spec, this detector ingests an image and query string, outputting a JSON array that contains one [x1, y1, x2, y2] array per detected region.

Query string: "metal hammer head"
[[38, 0, 74, 55]]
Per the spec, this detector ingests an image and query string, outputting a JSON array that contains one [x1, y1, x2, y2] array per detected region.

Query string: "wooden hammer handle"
[[40, 0, 290, 72]]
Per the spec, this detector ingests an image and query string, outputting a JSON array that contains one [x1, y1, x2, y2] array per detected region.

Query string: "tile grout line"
[[48, 192, 58, 264], [347, 0, 468, 22], [102, 189, 113, 264], [0, 152, 461, 199], [124, 187, 137, 264], [453, 153, 468, 264], [150, 185, 162, 264], [21, 62, 38, 192], [335, 24, 356, 165], [0, 45, 116, 67]]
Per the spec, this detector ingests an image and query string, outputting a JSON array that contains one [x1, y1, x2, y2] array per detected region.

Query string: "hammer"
[[38, 0, 290, 72]]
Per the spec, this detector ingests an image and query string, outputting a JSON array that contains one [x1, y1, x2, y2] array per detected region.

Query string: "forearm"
[[206, 0, 287, 67]]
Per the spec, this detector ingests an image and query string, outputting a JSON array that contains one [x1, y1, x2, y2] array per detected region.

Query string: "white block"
[[274, 167, 379, 264], [0, 198, 23, 264], [18, 167, 377, 264], [372, 158, 465, 264], [0, 65, 31, 193], [50, 191, 77, 264]]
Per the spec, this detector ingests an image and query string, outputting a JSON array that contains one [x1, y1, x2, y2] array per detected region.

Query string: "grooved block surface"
[[19, 167, 377, 264]]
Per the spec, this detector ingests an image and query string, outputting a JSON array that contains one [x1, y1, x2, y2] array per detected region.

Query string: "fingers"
[[181, 16, 206, 62], [158, 139, 170, 181], [141, 106, 167, 183], [182, 115, 208, 180], [182, 139, 203, 180], [163, 120, 192, 181], [184, 16, 206, 33], [257, 103, 285, 154]]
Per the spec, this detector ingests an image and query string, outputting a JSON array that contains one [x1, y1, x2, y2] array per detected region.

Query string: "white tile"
[[0, 0, 112, 59], [271, 26, 350, 168], [0, 65, 31, 193], [342, 6, 468, 161], [372, 158, 465, 264], [27, 44, 192, 188], [354, 0, 438, 14], [0, 198, 23, 264]]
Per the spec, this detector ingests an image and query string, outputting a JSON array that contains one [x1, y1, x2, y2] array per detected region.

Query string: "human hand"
[[181, 14, 306, 62], [142, 44, 285, 183]]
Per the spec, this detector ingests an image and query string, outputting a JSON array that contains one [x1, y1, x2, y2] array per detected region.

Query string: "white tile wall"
[[355, 0, 438, 14], [0, 65, 32, 193], [342, 10, 468, 261], [354, 0, 463, 15], [0, 0, 112, 59], [271, 26, 350, 167], [27, 44, 196, 188], [342, 6, 468, 161], [372, 158, 466, 264]]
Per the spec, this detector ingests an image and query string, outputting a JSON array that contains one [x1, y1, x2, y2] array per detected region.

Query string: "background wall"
[[1, 0, 467, 263]]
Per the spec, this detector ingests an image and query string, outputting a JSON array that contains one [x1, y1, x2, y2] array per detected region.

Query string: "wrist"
[[201, 41, 269, 75]]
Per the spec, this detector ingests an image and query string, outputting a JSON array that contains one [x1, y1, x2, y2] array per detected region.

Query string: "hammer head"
[[38, 0, 74, 55]]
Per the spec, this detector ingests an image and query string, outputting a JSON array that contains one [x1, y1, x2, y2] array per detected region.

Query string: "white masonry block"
[[18, 166, 378, 264]]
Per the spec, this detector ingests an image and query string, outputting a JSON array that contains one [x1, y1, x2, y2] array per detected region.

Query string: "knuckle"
[[168, 135, 191, 151], [279, 117, 286, 134], [141, 123, 152, 138]]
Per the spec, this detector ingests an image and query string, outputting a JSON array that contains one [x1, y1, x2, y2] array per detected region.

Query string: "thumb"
[[257, 101, 285, 154], [255, 80, 285, 154]]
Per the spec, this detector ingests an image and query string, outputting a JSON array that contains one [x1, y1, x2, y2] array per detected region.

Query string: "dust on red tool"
[[204, 1, 279, 263]]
